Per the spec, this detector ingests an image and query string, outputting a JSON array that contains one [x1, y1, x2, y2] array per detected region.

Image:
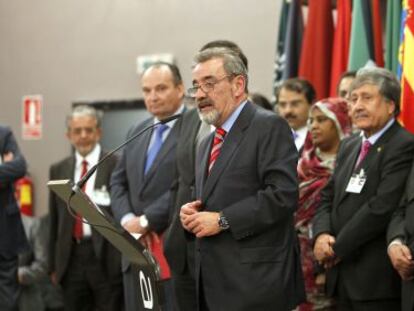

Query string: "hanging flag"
[[385, 0, 402, 75], [274, 0, 291, 90], [371, 0, 384, 67], [282, 0, 304, 81], [399, 0, 414, 134], [299, 0, 334, 100], [348, 0, 375, 70], [330, 0, 352, 96]]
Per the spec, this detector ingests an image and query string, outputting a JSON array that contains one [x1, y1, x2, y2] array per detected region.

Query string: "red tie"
[[73, 159, 88, 239], [355, 140, 371, 168], [208, 128, 226, 174]]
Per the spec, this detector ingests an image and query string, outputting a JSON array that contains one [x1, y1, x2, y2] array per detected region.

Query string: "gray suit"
[[111, 116, 182, 311], [194, 102, 304, 311]]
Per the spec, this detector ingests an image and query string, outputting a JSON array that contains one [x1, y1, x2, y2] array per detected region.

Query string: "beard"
[[198, 107, 220, 125], [197, 98, 220, 125]]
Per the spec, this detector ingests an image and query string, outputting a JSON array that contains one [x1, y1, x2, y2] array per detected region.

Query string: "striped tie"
[[208, 127, 226, 174]]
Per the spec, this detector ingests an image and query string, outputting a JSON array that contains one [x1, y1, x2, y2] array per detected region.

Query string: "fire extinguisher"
[[15, 175, 34, 216]]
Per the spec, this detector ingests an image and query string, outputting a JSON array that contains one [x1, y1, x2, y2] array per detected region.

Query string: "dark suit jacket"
[[194, 102, 304, 311], [48, 151, 121, 283], [313, 121, 414, 301], [388, 159, 414, 311], [0, 125, 28, 256], [110, 115, 183, 253], [164, 108, 200, 275]]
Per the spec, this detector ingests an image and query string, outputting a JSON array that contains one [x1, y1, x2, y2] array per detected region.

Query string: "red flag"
[[330, 0, 352, 96], [299, 0, 334, 100], [371, 0, 384, 67]]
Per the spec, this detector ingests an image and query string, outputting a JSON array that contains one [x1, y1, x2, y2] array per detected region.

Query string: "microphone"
[[73, 113, 182, 192]]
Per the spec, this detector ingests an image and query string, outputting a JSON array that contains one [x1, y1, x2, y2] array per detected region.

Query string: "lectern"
[[48, 179, 163, 311]]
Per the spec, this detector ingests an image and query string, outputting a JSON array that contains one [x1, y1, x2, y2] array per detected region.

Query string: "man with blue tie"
[[313, 67, 414, 311], [110, 62, 185, 311]]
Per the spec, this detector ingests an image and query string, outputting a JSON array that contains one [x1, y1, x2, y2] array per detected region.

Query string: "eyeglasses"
[[187, 75, 231, 96]]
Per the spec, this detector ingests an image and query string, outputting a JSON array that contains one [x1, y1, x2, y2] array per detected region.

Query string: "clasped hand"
[[180, 200, 221, 238]]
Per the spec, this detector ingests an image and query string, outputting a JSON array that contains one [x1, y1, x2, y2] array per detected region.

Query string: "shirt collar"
[[218, 100, 247, 133], [152, 104, 185, 128], [362, 118, 395, 145], [75, 143, 101, 167]]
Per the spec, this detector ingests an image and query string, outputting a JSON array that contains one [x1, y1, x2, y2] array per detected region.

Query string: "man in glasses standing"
[[180, 48, 304, 310]]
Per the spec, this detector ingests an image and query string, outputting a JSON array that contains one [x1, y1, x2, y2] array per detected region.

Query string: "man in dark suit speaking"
[[0, 125, 28, 311], [48, 105, 122, 311], [180, 47, 304, 311], [313, 67, 414, 311]]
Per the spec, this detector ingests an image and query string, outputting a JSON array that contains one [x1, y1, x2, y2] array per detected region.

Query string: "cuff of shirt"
[[120, 213, 136, 226], [387, 238, 405, 253]]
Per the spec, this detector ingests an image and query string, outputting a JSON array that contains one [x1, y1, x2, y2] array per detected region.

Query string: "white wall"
[[0, 0, 282, 215]]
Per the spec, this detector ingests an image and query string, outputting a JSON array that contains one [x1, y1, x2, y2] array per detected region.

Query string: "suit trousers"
[[336, 274, 401, 311], [0, 254, 19, 311], [171, 268, 197, 311], [61, 240, 118, 311]]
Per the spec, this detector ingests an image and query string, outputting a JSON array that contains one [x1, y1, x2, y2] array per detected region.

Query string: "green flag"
[[348, 0, 373, 70], [385, 0, 402, 75]]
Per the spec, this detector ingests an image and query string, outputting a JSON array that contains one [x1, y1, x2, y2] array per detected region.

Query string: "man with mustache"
[[313, 67, 414, 311], [275, 78, 316, 153], [163, 40, 248, 311], [180, 47, 305, 310]]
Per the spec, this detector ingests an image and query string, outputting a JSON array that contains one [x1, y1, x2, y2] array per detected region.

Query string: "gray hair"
[[349, 67, 401, 116], [193, 47, 249, 92], [66, 105, 102, 129]]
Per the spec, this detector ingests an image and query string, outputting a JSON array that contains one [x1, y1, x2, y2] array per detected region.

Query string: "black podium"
[[48, 179, 163, 311]]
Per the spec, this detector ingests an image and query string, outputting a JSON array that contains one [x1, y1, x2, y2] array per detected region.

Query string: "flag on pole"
[[371, 0, 384, 67], [282, 0, 304, 81], [299, 0, 334, 100], [330, 0, 352, 96], [348, 0, 375, 70], [274, 0, 291, 90], [398, 0, 414, 134], [385, 0, 402, 75]]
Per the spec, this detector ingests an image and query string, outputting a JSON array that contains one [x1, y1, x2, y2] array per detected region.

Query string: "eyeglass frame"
[[187, 74, 235, 97]]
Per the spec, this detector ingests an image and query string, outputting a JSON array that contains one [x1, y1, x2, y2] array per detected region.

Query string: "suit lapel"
[[336, 139, 361, 204], [201, 102, 255, 203], [337, 122, 400, 204]]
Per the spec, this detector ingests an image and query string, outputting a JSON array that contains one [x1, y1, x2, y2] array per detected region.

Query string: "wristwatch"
[[139, 215, 149, 229], [218, 212, 230, 230]]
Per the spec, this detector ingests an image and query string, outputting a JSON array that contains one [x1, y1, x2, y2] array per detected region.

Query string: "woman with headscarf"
[[296, 98, 352, 311]]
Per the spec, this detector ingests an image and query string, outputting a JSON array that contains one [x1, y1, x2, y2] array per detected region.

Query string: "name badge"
[[346, 169, 367, 194]]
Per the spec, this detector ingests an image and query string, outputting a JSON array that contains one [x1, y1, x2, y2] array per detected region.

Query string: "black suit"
[[194, 102, 304, 311], [48, 150, 123, 311], [313, 121, 414, 309], [164, 109, 201, 311], [388, 159, 414, 311], [0, 125, 28, 311], [111, 115, 183, 311]]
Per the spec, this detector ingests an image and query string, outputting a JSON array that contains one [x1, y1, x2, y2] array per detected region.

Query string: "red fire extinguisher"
[[15, 175, 34, 216]]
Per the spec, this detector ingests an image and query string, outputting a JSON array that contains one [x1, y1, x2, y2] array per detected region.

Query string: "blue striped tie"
[[144, 124, 168, 174]]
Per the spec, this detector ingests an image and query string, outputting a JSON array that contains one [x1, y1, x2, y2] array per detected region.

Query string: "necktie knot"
[[144, 124, 169, 174], [208, 128, 226, 174], [156, 124, 169, 137]]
